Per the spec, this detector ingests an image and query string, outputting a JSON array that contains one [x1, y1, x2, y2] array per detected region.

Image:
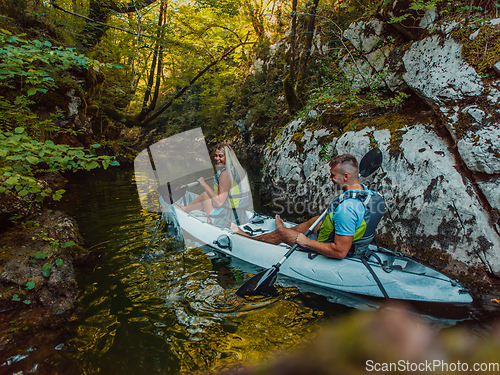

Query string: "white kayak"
[[161, 193, 473, 304]]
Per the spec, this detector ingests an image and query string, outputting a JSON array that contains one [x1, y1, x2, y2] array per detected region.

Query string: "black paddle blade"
[[157, 183, 187, 204], [359, 147, 383, 177], [236, 266, 279, 296]]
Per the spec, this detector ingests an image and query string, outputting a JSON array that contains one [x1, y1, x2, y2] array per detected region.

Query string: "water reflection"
[[56, 170, 326, 374]]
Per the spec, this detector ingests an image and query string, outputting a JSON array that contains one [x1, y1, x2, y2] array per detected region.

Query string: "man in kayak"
[[231, 154, 385, 259]]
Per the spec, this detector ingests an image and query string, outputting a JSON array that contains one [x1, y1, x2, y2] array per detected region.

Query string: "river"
[[1, 169, 497, 374]]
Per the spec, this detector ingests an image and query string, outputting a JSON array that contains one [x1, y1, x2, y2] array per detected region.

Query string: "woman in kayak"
[[175, 143, 251, 224]]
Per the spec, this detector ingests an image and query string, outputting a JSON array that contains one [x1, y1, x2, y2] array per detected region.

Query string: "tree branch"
[[50, 0, 155, 39], [139, 41, 247, 126]]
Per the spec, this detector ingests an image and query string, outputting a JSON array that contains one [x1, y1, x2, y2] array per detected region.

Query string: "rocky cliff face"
[[243, 6, 500, 288]]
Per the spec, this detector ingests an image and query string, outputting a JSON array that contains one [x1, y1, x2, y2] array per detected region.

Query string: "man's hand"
[[295, 233, 309, 247]]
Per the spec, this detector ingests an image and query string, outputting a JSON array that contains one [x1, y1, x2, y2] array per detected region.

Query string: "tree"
[[51, 0, 159, 50]]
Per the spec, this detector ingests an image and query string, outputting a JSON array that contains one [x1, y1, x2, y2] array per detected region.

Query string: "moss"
[[453, 24, 500, 73], [341, 112, 406, 134], [283, 74, 302, 115], [320, 109, 355, 131], [291, 131, 305, 153], [317, 132, 338, 147]]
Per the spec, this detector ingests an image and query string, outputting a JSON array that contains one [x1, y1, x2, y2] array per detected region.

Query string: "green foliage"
[[61, 240, 76, 248], [42, 262, 52, 278], [303, 67, 409, 115], [26, 281, 35, 290], [0, 126, 119, 205], [0, 29, 120, 97], [32, 252, 48, 259], [320, 143, 337, 162]]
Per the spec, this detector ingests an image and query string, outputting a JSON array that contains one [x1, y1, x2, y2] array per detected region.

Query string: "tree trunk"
[[299, 0, 319, 80], [78, 0, 112, 50], [289, 0, 298, 80], [296, 0, 320, 99], [148, 45, 163, 112], [284, 0, 301, 115], [74, 0, 159, 50], [137, 0, 166, 121]]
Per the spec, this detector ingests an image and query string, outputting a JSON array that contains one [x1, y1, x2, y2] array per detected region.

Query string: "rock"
[[457, 125, 500, 174], [339, 46, 406, 91], [419, 7, 438, 29], [343, 19, 384, 54], [477, 176, 500, 212], [402, 36, 484, 104], [261, 116, 500, 277], [340, 20, 406, 92], [0, 209, 84, 322], [493, 60, 500, 77]]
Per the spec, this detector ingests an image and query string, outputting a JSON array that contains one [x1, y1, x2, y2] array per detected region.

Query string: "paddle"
[[157, 177, 215, 204], [235, 148, 383, 297]]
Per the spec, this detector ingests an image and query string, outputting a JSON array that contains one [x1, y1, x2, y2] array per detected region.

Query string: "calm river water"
[[1, 169, 496, 374]]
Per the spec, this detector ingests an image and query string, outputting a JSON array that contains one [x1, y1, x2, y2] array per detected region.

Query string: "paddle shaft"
[[183, 176, 215, 189], [274, 208, 330, 269], [160, 176, 215, 204]]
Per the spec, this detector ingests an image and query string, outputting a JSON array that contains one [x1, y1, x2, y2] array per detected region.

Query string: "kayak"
[[160, 192, 473, 304]]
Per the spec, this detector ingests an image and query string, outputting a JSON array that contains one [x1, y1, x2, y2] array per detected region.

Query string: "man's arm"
[[295, 233, 352, 259]]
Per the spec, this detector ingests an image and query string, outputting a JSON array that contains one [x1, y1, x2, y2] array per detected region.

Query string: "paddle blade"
[[359, 147, 383, 177], [236, 266, 278, 296], [157, 183, 188, 204]]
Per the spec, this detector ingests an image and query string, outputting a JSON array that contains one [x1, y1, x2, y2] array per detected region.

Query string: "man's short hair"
[[329, 154, 359, 174]]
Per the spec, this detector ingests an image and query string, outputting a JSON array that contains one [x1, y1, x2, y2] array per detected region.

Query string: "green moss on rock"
[[453, 24, 500, 73]]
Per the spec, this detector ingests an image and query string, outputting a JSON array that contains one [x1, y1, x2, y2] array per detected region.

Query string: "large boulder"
[[401, 30, 500, 214], [261, 117, 500, 283], [340, 19, 407, 92]]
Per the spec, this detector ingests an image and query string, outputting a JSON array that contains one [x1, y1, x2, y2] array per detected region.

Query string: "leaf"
[[44, 41, 52, 47], [33, 252, 48, 259], [12, 294, 21, 302], [26, 281, 35, 290], [27, 156, 39, 164], [18, 189, 29, 197], [5, 177, 18, 186], [91, 143, 101, 148], [55, 259, 63, 268], [42, 262, 52, 277], [24, 300, 31, 305], [61, 240, 75, 248], [15, 127, 25, 134], [111, 63, 125, 69], [1, 29, 12, 35]]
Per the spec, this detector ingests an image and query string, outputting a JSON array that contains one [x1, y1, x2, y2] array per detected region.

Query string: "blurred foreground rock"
[[215, 305, 500, 375]]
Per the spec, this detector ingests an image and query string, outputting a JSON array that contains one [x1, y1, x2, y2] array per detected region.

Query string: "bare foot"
[[230, 222, 248, 237], [275, 214, 284, 229]]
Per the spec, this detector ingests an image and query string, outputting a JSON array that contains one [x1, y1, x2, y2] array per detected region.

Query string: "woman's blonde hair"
[[215, 143, 251, 195]]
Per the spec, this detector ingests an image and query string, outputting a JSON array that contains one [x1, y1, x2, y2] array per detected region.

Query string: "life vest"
[[317, 186, 385, 257], [213, 167, 250, 209]]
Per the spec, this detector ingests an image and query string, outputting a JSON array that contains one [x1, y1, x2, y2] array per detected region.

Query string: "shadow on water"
[[0, 169, 494, 375]]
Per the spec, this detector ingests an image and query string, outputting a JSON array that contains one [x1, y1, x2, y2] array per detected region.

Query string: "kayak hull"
[[162, 195, 473, 304]]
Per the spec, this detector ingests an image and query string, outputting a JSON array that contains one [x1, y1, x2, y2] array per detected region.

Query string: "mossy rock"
[[291, 131, 305, 153], [453, 24, 500, 74]]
